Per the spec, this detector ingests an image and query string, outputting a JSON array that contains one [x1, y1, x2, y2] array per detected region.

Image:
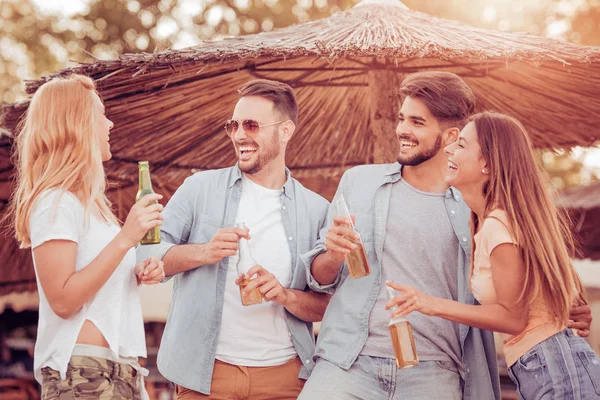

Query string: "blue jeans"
[[298, 356, 462, 400], [508, 329, 600, 399]]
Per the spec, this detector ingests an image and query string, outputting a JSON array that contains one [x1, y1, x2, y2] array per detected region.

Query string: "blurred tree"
[[539, 150, 598, 190], [0, 0, 598, 186], [2, 0, 599, 103], [568, 3, 600, 45], [0, 0, 167, 103], [1, 1, 68, 104]]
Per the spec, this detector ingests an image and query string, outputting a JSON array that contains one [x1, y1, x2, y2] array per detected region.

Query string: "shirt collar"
[[389, 162, 462, 201], [228, 163, 293, 199]]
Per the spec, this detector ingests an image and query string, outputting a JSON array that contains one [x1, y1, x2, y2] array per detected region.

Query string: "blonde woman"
[[9, 74, 165, 399], [387, 112, 600, 399]]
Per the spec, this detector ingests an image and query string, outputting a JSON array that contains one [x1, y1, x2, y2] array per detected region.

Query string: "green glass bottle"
[[136, 161, 161, 245]]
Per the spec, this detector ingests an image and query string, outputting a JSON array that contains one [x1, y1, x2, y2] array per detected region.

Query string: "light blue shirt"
[[137, 165, 329, 394], [302, 163, 501, 400]]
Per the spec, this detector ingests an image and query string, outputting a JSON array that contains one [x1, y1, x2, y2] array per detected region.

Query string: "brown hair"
[[471, 111, 587, 326], [238, 79, 299, 126], [400, 71, 475, 130]]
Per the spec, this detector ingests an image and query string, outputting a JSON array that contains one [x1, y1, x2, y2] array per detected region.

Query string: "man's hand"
[[238, 265, 289, 306], [201, 227, 250, 265], [569, 304, 592, 337], [309, 215, 358, 286], [324, 215, 358, 263]]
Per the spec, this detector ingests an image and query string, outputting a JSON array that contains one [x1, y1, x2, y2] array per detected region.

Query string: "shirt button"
[[450, 210, 456, 215], [305, 359, 311, 364], [282, 206, 287, 210], [462, 237, 468, 242], [288, 237, 293, 241], [288, 332, 292, 337]]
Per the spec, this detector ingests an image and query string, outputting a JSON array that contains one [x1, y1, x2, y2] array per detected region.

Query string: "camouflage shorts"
[[41, 355, 143, 399]]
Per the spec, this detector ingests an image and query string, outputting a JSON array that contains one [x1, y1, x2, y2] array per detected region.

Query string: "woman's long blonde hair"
[[10, 74, 118, 248], [471, 111, 587, 326]]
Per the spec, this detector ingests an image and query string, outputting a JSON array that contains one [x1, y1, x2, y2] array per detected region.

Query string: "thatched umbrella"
[[1, 0, 600, 296]]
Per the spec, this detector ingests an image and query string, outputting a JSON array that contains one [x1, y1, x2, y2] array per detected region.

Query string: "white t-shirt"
[[215, 175, 296, 366], [29, 190, 146, 383]]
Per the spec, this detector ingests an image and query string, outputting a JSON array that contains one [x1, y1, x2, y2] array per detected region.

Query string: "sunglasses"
[[224, 119, 286, 137]]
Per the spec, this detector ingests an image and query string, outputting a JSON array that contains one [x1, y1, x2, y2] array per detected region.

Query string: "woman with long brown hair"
[[8, 74, 165, 399], [387, 111, 600, 399]]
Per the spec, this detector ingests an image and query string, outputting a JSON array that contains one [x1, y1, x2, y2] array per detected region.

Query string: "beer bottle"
[[136, 161, 161, 245], [235, 222, 262, 306], [386, 285, 419, 368], [337, 195, 370, 278]]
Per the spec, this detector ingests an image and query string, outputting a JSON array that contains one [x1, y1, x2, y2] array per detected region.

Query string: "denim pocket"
[[577, 350, 600, 395], [510, 348, 553, 399], [518, 350, 545, 372]]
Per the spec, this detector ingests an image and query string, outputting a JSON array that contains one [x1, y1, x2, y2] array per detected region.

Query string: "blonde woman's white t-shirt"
[[29, 189, 146, 383]]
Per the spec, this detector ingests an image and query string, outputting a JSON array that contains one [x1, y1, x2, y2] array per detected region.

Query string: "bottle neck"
[[386, 285, 407, 324], [139, 168, 152, 190], [237, 237, 256, 273]]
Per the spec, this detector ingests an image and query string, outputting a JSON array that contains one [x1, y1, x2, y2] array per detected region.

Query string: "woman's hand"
[[135, 256, 165, 285], [118, 193, 163, 248], [385, 281, 439, 318]]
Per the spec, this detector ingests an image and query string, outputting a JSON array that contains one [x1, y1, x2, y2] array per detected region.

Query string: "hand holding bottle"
[[238, 265, 289, 306], [234, 222, 262, 306], [324, 215, 359, 264], [118, 194, 164, 249], [385, 281, 437, 317]]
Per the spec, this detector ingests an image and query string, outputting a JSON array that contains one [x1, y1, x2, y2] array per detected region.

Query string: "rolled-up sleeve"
[[302, 245, 341, 294], [136, 175, 196, 265]]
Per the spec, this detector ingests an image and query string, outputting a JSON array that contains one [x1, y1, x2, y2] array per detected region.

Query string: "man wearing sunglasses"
[[137, 79, 331, 399]]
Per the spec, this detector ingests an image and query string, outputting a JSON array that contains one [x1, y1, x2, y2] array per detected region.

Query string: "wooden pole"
[[367, 65, 400, 164]]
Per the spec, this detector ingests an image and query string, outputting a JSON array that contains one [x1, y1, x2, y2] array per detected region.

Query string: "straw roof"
[[1, 0, 600, 295], [557, 180, 600, 210], [557, 181, 600, 261]]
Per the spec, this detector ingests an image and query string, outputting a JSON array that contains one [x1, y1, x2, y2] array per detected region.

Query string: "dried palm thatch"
[[557, 180, 600, 210], [1, 0, 600, 295], [557, 181, 600, 261]]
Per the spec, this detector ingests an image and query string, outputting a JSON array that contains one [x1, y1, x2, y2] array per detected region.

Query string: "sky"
[[29, 0, 600, 172]]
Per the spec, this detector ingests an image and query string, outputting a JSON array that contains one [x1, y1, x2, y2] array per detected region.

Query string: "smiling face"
[[395, 96, 445, 166], [230, 96, 284, 175], [444, 121, 488, 190]]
